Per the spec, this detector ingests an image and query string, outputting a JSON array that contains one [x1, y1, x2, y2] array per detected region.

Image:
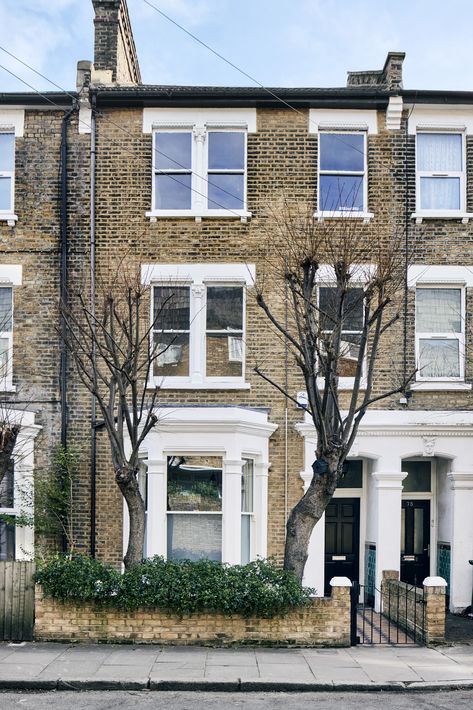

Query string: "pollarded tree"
[[255, 201, 414, 581], [60, 264, 173, 569]]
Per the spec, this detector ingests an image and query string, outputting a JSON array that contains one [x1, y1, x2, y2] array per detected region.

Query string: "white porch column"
[[14, 463, 34, 559], [145, 458, 167, 558], [254, 460, 270, 558], [222, 459, 244, 565], [448, 471, 473, 611], [372, 468, 406, 608]]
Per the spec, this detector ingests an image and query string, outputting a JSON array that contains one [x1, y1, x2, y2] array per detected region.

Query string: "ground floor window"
[[241, 458, 254, 565], [0, 461, 15, 560], [166, 455, 223, 561]]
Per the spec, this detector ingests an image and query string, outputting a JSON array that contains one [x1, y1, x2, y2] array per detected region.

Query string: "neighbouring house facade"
[[1, 0, 473, 612]]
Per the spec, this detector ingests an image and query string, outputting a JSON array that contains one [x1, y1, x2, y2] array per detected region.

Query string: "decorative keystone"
[[423, 576, 447, 587], [329, 577, 352, 587]]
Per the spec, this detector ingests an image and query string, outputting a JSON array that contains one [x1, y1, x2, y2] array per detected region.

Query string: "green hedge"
[[35, 556, 314, 618]]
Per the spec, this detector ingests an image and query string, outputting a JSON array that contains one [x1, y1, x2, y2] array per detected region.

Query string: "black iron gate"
[[350, 581, 425, 645]]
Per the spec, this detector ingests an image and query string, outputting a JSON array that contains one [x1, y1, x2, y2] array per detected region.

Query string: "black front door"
[[324, 498, 360, 596], [401, 499, 430, 587]]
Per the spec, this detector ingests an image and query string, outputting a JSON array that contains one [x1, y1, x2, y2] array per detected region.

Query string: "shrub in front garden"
[[35, 555, 314, 618]]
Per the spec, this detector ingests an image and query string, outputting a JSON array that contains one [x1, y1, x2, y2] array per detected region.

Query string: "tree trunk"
[[0, 424, 19, 486], [115, 466, 145, 569], [283, 468, 337, 583]]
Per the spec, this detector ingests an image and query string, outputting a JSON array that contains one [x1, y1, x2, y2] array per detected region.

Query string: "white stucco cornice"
[[296, 410, 473, 439], [152, 406, 278, 438]]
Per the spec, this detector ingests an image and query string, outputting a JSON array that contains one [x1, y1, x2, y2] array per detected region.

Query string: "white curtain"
[[416, 288, 461, 333]]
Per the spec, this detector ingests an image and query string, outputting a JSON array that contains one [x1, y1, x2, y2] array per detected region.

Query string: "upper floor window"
[[318, 132, 367, 214], [143, 263, 254, 389], [151, 125, 247, 218], [0, 131, 15, 217], [319, 286, 364, 384], [416, 132, 464, 213], [415, 286, 464, 380], [0, 286, 12, 386]]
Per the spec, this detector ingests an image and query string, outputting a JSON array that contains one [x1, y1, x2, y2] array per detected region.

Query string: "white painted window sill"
[[315, 211, 374, 224], [411, 212, 473, 224], [0, 214, 18, 227], [149, 379, 251, 390], [410, 381, 472, 391], [146, 210, 252, 223]]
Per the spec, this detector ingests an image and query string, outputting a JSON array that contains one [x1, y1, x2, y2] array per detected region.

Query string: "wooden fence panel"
[[0, 561, 35, 641]]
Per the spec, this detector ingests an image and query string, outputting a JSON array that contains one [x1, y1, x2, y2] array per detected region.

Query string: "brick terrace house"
[[1, 0, 473, 612]]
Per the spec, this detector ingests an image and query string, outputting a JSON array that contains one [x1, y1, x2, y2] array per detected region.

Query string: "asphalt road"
[[1, 691, 473, 709]]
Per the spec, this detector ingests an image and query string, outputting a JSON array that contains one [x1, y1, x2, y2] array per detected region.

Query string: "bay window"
[[0, 461, 15, 560]]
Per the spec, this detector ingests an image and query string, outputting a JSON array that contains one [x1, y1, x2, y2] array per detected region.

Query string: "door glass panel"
[[339, 460, 362, 488], [401, 508, 405, 553], [402, 461, 431, 492], [414, 508, 424, 555]]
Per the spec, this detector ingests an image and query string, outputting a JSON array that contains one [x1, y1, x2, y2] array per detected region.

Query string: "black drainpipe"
[[59, 101, 77, 553], [60, 102, 77, 450], [90, 92, 97, 559]]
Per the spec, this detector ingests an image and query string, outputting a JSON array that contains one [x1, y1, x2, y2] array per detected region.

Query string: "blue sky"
[[1, 0, 473, 94]]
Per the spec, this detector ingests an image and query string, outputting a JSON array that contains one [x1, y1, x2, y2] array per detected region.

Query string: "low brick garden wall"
[[35, 583, 351, 646]]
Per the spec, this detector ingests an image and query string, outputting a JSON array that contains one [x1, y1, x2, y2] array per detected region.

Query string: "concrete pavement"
[[1, 642, 473, 691]]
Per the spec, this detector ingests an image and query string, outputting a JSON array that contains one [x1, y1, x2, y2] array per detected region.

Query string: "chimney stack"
[[347, 52, 405, 91], [92, 0, 141, 85]]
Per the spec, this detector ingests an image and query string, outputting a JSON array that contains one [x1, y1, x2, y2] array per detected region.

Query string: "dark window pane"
[[0, 288, 12, 331], [155, 174, 192, 209], [206, 286, 243, 330], [208, 174, 244, 209], [0, 521, 15, 560], [167, 456, 222, 512], [208, 132, 245, 170], [319, 287, 363, 331], [155, 132, 192, 170], [339, 460, 362, 488], [154, 286, 190, 330], [153, 333, 189, 377], [319, 175, 364, 212], [0, 133, 15, 172], [319, 133, 364, 172], [0, 177, 12, 211], [402, 461, 431, 492], [0, 460, 14, 507]]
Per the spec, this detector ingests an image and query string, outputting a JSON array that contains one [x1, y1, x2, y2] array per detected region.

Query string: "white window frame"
[[0, 265, 21, 391], [415, 283, 465, 383], [147, 122, 251, 221], [415, 128, 466, 218], [145, 263, 255, 390], [0, 284, 13, 389], [317, 130, 371, 221], [0, 128, 16, 225]]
